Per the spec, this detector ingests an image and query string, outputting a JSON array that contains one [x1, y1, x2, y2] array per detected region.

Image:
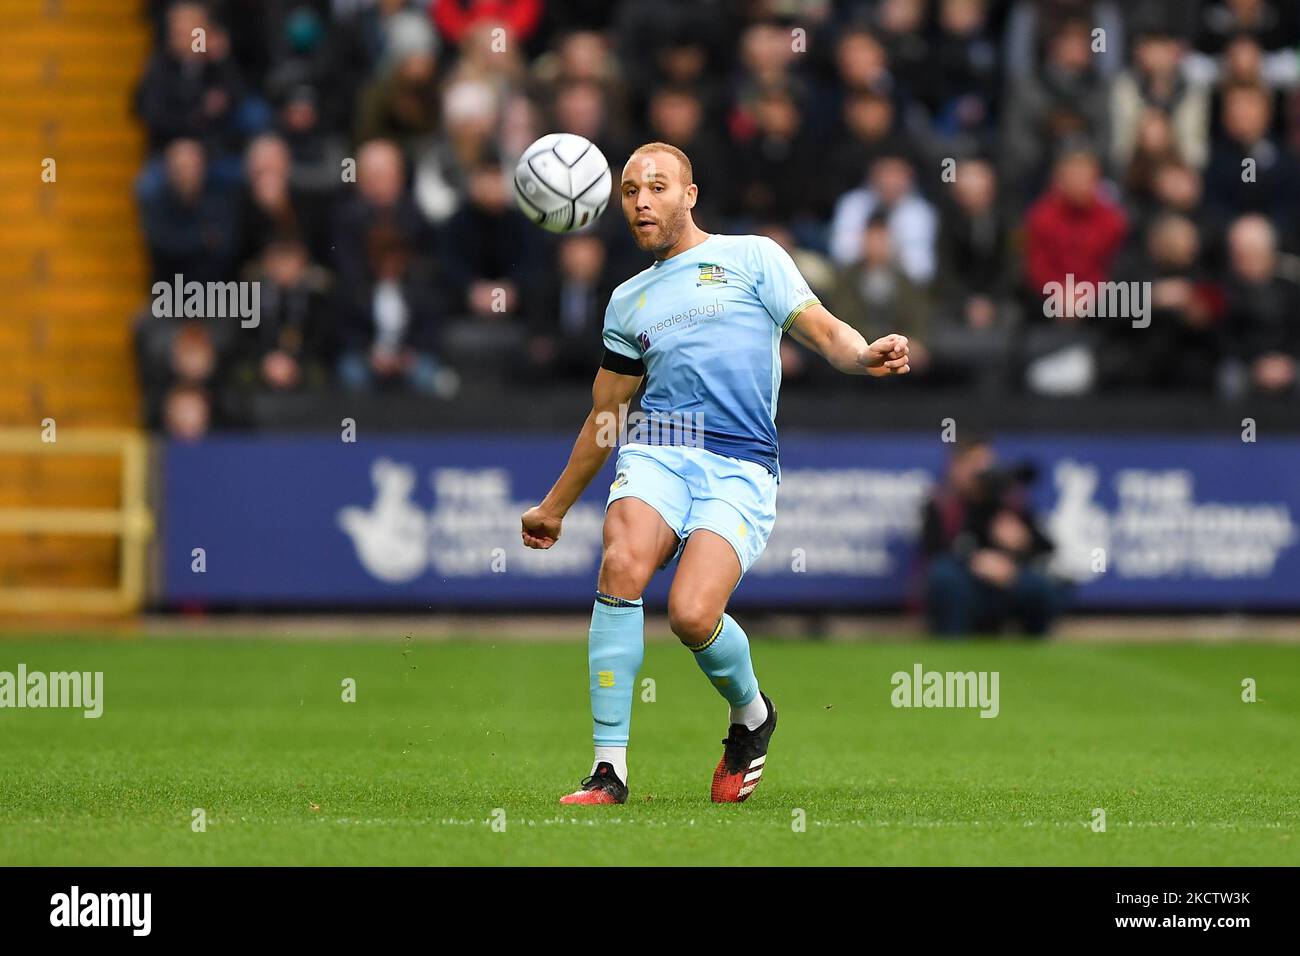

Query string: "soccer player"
[[520, 142, 911, 804]]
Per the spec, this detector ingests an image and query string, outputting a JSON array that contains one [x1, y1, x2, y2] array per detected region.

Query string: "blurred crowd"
[[131, 0, 1300, 437]]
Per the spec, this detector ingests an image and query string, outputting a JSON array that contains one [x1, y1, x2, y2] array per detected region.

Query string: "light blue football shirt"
[[601, 234, 820, 478]]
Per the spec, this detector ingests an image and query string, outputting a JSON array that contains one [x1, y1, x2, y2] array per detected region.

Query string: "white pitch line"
[[255, 816, 1294, 831]]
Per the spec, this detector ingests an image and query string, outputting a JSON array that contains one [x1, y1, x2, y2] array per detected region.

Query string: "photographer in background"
[[922, 438, 1062, 637]]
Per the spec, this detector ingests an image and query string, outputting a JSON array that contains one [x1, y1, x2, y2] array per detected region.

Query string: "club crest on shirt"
[[696, 263, 728, 286]]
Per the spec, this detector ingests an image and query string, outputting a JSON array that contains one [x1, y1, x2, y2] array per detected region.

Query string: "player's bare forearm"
[[787, 303, 912, 377], [798, 313, 872, 375], [522, 367, 642, 549], [538, 406, 617, 516]]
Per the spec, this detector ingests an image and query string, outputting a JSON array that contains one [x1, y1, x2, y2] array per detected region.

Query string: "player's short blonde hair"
[[628, 142, 694, 186]]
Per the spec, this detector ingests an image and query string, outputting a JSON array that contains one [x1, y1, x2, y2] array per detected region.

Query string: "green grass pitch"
[[0, 635, 1296, 866]]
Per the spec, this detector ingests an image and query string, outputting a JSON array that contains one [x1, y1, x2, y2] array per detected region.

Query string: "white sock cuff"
[[593, 745, 627, 784], [729, 692, 768, 731]]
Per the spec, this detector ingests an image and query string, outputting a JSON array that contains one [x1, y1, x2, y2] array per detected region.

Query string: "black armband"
[[600, 348, 646, 376]]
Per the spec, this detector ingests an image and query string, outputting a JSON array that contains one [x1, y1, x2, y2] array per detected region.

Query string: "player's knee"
[[598, 543, 651, 599], [667, 595, 719, 646]]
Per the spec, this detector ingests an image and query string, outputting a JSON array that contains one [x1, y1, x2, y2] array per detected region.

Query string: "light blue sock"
[[589, 592, 644, 747], [684, 613, 758, 708]]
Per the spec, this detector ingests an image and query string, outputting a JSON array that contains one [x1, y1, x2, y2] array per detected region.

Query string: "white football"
[[513, 133, 612, 233]]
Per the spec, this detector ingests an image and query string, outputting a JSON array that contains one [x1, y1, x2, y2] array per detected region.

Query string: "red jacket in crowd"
[[1023, 189, 1128, 295], [430, 0, 543, 45]]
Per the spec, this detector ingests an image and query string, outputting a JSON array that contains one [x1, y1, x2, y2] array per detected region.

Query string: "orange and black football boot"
[[559, 762, 628, 805], [711, 692, 777, 802]]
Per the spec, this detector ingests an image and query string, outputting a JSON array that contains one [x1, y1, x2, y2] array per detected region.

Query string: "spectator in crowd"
[[551, 78, 630, 173], [167, 318, 221, 394], [1109, 25, 1211, 176], [271, 80, 349, 196], [1120, 111, 1184, 213], [936, 158, 1010, 323], [354, 47, 441, 151], [135, 2, 261, 166], [1220, 214, 1300, 397], [730, 21, 807, 123], [525, 234, 612, 380], [261, 6, 337, 132], [141, 138, 240, 284], [829, 154, 938, 284], [414, 78, 500, 224], [614, 5, 727, 126], [922, 0, 1002, 150], [728, 86, 823, 232], [932, 158, 1014, 391], [162, 383, 213, 441], [338, 224, 458, 397], [431, 0, 543, 49], [136, 313, 226, 440], [235, 133, 331, 268], [1218, 31, 1274, 86], [1198, 34, 1292, 141], [530, 29, 625, 111], [329, 0, 441, 134], [1001, 12, 1111, 199], [871, 0, 931, 107], [825, 26, 901, 145], [1003, 0, 1126, 80], [826, 213, 932, 375], [1132, 157, 1207, 249], [824, 90, 906, 212], [1023, 149, 1128, 312], [642, 86, 728, 227], [1100, 213, 1223, 391], [1021, 148, 1128, 395], [1195, 0, 1299, 55], [439, 155, 540, 321], [332, 139, 433, 302], [232, 238, 336, 393], [441, 18, 529, 95], [1203, 83, 1299, 239], [535, 0, 618, 37], [833, 27, 897, 102], [921, 438, 1060, 638], [497, 86, 544, 168]]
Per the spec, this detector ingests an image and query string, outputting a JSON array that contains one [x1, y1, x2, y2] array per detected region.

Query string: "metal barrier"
[[0, 428, 152, 614]]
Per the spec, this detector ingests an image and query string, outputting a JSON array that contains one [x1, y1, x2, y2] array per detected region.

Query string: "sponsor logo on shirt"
[[697, 263, 728, 286], [636, 299, 725, 349]]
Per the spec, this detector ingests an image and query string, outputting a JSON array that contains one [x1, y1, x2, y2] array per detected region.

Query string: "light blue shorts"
[[605, 443, 778, 576]]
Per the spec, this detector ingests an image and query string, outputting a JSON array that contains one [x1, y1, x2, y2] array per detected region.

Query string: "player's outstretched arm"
[[521, 367, 643, 549], [786, 303, 912, 377]]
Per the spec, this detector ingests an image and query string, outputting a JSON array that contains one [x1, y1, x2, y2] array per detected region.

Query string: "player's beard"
[[630, 198, 690, 258]]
